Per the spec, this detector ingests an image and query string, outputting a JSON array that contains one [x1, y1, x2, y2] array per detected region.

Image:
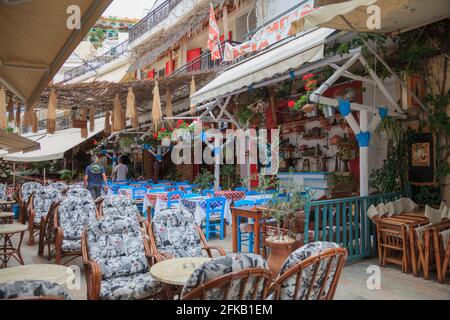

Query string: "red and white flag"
[[208, 3, 221, 61]]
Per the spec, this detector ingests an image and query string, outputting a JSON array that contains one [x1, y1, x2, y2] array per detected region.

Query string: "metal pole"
[[359, 110, 369, 197]]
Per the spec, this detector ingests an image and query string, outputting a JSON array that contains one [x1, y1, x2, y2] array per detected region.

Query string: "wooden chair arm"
[[202, 245, 227, 258], [54, 227, 64, 247], [146, 252, 167, 265], [83, 260, 102, 300]]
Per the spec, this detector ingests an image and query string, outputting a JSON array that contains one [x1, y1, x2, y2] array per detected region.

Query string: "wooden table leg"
[[232, 211, 238, 253], [254, 218, 261, 255]]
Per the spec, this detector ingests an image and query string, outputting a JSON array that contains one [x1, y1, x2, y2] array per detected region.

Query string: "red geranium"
[[160, 127, 166, 132], [153, 133, 158, 139], [288, 100, 296, 108], [302, 73, 314, 81]]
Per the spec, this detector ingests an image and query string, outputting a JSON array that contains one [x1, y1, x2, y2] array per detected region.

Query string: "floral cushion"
[[61, 239, 81, 252], [102, 195, 140, 218], [276, 241, 342, 300], [21, 182, 42, 204], [152, 208, 203, 258], [0, 183, 6, 201], [48, 182, 68, 192], [32, 188, 63, 223], [58, 196, 96, 241], [0, 280, 72, 300], [99, 272, 162, 300], [65, 188, 92, 200], [181, 253, 269, 300], [87, 215, 149, 279]]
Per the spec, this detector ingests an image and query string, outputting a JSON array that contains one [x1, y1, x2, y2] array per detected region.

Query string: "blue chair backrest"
[[246, 190, 260, 196], [234, 200, 256, 207], [167, 191, 184, 206], [182, 193, 202, 199], [133, 188, 148, 199], [202, 189, 215, 197], [235, 187, 247, 192], [148, 188, 166, 193], [159, 180, 170, 183], [255, 198, 270, 205], [205, 197, 227, 216]]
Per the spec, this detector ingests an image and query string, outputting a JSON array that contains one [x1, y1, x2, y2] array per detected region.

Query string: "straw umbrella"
[[47, 88, 57, 134], [189, 76, 197, 115], [0, 87, 7, 129], [126, 87, 138, 129], [104, 111, 111, 134], [113, 94, 124, 132], [152, 81, 162, 133], [7, 97, 14, 123], [89, 108, 95, 132]]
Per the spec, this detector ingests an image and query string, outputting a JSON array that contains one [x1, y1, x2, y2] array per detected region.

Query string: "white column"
[[359, 110, 369, 197]]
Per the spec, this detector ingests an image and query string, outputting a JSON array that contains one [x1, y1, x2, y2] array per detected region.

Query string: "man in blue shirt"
[[84, 156, 108, 199]]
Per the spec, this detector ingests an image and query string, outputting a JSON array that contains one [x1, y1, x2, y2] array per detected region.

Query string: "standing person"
[[84, 155, 108, 199], [111, 156, 128, 182]]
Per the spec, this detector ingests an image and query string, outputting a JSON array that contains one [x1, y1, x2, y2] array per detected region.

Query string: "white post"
[[359, 110, 369, 197], [214, 162, 220, 191]]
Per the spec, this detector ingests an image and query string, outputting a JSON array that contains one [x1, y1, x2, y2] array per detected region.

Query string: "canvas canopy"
[[190, 28, 336, 107], [2, 118, 104, 162], [0, 131, 40, 154], [0, 0, 112, 106]]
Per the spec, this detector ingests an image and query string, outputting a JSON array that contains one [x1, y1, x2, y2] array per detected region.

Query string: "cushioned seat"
[[20, 182, 42, 204], [65, 187, 92, 200], [102, 195, 140, 219], [0, 280, 72, 300], [32, 188, 63, 223], [61, 239, 81, 252], [99, 272, 163, 300]]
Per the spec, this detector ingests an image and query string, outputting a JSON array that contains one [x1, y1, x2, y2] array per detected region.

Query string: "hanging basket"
[[322, 105, 336, 118], [161, 137, 171, 147]]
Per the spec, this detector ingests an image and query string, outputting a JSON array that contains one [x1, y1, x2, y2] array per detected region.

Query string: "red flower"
[[160, 127, 166, 132], [153, 133, 158, 139], [177, 119, 183, 124], [288, 100, 295, 108], [302, 73, 314, 81]]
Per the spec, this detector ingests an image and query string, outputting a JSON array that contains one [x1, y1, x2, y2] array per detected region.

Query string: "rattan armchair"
[[146, 208, 226, 262], [37, 201, 60, 259], [181, 253, 273, 300], [81, 215, 165, 300], [267, 242, 347, 300]]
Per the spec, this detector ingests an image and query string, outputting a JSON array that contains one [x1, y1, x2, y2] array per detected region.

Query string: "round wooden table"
[[0, 201, 16, 212], [0, 224, 27, 268], [150, 257, 211, 286], [0, 264, 75, 286], [0, 212, 14, 224]]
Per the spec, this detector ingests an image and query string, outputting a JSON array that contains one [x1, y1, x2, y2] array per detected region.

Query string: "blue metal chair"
[[202, 197, 227, 241], [202, 189, 215, 197], [235, 187, 247, 192], [148, 188, 166, 193], [233, 200, 256, 253], [167, 191, 184, 208], [255, 198, 270, 206], [151, 184, 166, 188], [132, 187, 147, 213], [182, 193, 202, 199], [246, 190, 260, 196]]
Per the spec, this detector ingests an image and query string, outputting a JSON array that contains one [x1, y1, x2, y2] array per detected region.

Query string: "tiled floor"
[[3, 224, 450, 300]]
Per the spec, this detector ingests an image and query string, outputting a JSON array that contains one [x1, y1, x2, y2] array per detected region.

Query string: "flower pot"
[[302, 104, 317, 118], [322, 105, 335, 118], [265, 237, 296, 275], [161, 137, 171, 147]]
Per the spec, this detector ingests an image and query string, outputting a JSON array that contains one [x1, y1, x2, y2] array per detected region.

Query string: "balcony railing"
[[63, 40, 128, 82], [172, 41, 246, 76], [129, 0, 183, 44]]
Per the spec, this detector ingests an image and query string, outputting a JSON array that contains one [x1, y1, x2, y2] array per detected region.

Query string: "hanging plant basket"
[[161, 137, 171, 147], [302, 104, 317, 118], [322, 105, 336, 118]]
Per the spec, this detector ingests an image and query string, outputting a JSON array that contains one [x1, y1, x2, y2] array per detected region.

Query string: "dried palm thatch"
[[7, 97, 14, 122], [152, 81, 162, 133], [113, 94, 125, 132], [0, 87, 7, 129], [189, 76, 197, 115], [126, 87, 138, 128], [89, 108, 95, 132], [31, 109, 38, 133], [104, 111, 111, 134], [14, 103, 21, 128], [165, 89, 174, 128], [81, 109, 88, 138], [47, 88, 57, 134]]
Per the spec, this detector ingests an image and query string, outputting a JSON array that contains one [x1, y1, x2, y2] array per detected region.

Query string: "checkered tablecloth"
[[180, 197, 232, 226], [144, 193, 182, 215], [214, 191, 246, 202]]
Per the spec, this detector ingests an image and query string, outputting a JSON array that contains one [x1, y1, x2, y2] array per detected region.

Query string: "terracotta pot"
[[265, 238, 296, 275]]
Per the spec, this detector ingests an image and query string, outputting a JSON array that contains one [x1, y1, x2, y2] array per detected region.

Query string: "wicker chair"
[[37, 201, 60, 259], [266, 242, 347, 300], [0, 280, 72, 300], [181, 253, 273, 300], [147, 207, 226, 261], [65, 187, 93, 200], [27, 187, 62, 245], [19, 182, 42, 224], [54, 196, 97, 265], [48, 182, 68, 192], [81, 215, 164, 300]]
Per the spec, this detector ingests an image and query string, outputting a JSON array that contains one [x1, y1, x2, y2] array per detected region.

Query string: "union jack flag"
[[208, 3, 222, 61]]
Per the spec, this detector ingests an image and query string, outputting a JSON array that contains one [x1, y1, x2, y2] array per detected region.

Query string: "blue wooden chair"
[[202, 189, 215, 197], [202, 197, 227, 241], [148, 188, 166, 194], [132, 187, 147, 213], [235, 187, 247, 192], [234, 200, 256, 253], [182, 193, 202, 199], [255, 198, 270, 206], [167, 191, 184, 208], [246, 190, 260, 196]]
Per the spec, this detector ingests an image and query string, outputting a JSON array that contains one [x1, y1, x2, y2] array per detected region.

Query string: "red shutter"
[[187, 48, 201, 72], [165, 61, 172, 76], [147, 70, 155, 79]]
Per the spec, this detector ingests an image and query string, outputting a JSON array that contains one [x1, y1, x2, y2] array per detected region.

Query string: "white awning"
[[190, 28, 336, 106], [289, 0, 450, 35], [3, 118, 105, 162]]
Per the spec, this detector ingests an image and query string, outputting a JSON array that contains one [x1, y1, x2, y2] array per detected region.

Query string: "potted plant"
[[155, 127, 172, 147], [59, 169, 73, 184], [319, 104, 336, 118], [193, 169, 214, 192], [119, 136, 135, 153]]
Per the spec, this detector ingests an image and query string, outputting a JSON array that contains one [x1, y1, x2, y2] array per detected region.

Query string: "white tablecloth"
[[179, 197, 232, 226]]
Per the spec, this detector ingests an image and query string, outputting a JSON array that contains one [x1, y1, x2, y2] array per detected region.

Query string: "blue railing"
[[304, 192, 402, 261]]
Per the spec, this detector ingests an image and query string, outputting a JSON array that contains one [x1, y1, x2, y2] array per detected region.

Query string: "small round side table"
[[0, 223, 27, 268], [0, 212, 14, 224]]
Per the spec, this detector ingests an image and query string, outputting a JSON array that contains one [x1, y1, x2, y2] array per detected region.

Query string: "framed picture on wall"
[[408, 132, 436, 186], [411, 142, 431, 167]]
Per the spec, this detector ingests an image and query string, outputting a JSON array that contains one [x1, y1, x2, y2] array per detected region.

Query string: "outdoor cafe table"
[[180, 196, 232, 226], [0, 264, 75, 287], [231, 206, 268, 255], [214, 191, 245, 202], [0, 212, 14, 224], [0, 224, 27, 268], [150, 257, 211, 286], [144, 192, 183, 216]]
